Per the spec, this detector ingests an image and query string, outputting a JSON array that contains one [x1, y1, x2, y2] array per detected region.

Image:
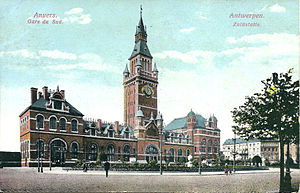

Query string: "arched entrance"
[[50, 139, 67, 165], [145, 144, 158, 163]]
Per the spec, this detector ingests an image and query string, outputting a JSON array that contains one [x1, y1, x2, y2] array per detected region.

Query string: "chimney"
[[97, 119, 102, 129], [43, 86, 48, 100], [115, 121, 119, 134], [38, 91, 42, 99], [60, 90, 65, 99], [30, 87, 38, 104]]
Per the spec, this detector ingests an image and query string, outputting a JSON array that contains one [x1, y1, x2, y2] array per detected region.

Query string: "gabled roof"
[[20, 97, 84, 117], [129, 40, 152, 60], [164, 114, 207, 131]]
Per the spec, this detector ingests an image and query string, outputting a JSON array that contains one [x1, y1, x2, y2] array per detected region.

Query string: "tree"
[[231, 69, 299, 192], [178, 157, 186, 164], [97, 152, 107, 164], [252, 155, 262, 167]]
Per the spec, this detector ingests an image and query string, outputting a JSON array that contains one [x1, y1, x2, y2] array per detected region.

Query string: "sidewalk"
[[43, 167, 284, 176]]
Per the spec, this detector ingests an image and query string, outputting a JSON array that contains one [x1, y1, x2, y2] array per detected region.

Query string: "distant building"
[[164, 112, 221, 160], [222, 138, 279, 165]]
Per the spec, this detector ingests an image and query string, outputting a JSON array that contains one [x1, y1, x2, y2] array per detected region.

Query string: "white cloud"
[[269, 4, 286, 13], [39, 50, 77, 60], [153, 50, 213, 64], [63, 8, 91, 24], [195, 11, 208, 20], [65, 8, 83, 15], [0, 49, 37, 59], [44, 53, 120, 72], [180, 27, 195, 33], [155, 33, 298, 145]]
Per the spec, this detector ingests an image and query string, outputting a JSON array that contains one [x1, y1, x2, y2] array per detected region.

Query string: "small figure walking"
[[229, 167, 232, 175], [225, 163, 228, 176], [104, 161, 110, 177], [83, 162, 88, 172]]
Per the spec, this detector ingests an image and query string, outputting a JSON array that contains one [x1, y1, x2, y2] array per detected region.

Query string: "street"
[[0, 167, 300, 192]]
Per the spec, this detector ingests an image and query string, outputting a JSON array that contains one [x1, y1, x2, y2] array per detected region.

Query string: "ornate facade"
[[19, 8, 220, 167]]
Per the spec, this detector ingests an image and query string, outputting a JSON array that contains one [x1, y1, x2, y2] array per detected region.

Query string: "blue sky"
[[0, 0, 298, 151]]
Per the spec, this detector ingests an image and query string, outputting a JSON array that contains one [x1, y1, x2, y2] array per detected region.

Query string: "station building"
[[19, 8, 220, 167]]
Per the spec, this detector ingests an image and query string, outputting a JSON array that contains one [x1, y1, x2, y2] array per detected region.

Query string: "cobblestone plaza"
[[1, 168, 300, 192]]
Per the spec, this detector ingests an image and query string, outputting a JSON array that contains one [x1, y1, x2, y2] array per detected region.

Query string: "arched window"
[[124, 128, 130, 139], [201, 139, 206, 153], [70, 142, 78, 159], [186, 149, 191, 157], [145, 144, 158, 163], [179, 135, 182, 143], [208, 140, 212, 153], [71, 119, 78, 132], [50, 117, 57, 130], [169, 148, 175, 162], [35, 139, 44, 158], [123, 145, 131, 161], [214, 140, 218, 153], [36, 115, 44, 129], [89, 143, 98, 161], [170, 134, 174, 143], [50, 138, 67, 164], [59, 118, 66, 131], [107, 144, 115, 161], [186, 135, 190, 144], [177, 149, 183, 162]]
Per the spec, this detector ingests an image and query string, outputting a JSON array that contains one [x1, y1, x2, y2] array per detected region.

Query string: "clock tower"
[[123, 6, 158, 129]]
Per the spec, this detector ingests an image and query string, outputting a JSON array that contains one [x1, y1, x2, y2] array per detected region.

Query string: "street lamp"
[[39, 125, 43, 173], [37, 127, 40, 172], [49, 144, 52, 171], [233, 131, 236, 173], [157, 112, 163, 175], [198, 152, 202, 175], [199, 142, 202, 175]]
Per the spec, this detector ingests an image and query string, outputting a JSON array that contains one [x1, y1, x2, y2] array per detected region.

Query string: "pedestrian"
[[104, 161, 110, 177], [229, 167, 232, 175], [225, 163, 228, 176], [83, 162, 88, 172]]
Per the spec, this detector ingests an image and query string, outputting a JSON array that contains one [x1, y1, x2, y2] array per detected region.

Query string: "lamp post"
[[37, 126, 40, 173], [198, 152, 202, 175], [49, 144, 52, 171], [157, 112, 163, 175], [39, 126, 43, 173], [233, 131, 236, 173], [198, 141, 202, 175], [160, 128, 163, 175]]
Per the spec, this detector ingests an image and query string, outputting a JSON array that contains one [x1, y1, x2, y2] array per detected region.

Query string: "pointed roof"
[[136, 5, 146, 35], [187, 109, 196, 117], [153, 62, 158, 72], [129, 40, 152, 60], [129, 6, 152, 60], [136, 107, 144, 117], [156, 111, 162, 120], [150, 112, 154, 121], [123, 63, 129, 74]]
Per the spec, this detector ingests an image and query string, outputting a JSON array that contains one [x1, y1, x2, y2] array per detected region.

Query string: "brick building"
[[19, 7, 220, 167]]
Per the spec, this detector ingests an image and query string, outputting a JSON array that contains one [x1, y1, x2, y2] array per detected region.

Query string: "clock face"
[[142, 85, 153, 98]]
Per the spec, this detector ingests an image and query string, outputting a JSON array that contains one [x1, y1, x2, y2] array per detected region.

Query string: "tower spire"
[[140, 5, 143, 18]]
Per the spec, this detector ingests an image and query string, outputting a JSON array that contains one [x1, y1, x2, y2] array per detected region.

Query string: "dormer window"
[[54, 100, 62, 110], [108, 128, 114, 137]]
